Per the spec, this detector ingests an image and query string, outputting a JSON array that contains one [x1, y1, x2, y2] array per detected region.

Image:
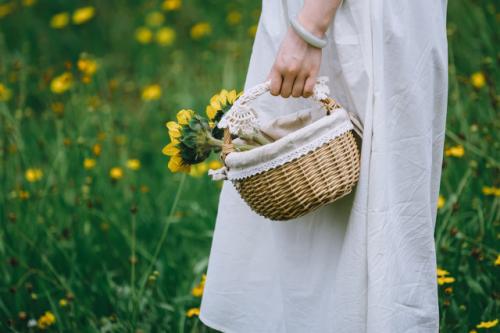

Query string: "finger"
[[268, 69, 283, 96], [291, 74, 307, 98], [280, 73, 295, 98], [303, 76, 316, 98]]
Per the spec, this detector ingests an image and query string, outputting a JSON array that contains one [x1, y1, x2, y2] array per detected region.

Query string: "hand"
[[266, 24, 323, 98]]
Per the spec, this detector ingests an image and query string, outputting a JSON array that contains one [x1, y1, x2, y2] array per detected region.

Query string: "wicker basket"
[[218, 79, 362, 221]]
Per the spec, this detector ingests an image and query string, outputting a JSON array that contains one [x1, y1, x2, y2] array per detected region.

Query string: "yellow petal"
[[209, 95, 221, 110], [206, 105, 217, 120], [162, 142, 180, 156], [166, 121, 181, 138], [176, 109, 194, 125], [227, 90, 237, 104], [218, 89, 228, 105]]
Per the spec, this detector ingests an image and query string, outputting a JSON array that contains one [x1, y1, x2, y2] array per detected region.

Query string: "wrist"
[[297, 13, 328, 38]]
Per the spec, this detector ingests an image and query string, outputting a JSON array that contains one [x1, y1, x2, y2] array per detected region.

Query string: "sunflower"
[[205, 89, 241, 139]]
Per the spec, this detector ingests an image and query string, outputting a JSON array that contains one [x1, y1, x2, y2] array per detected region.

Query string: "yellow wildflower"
[[208, 160, 223, 170], [19, 190, 30, 200], [77, 58, 98, 76], [83, 158, 96, 170], [437, 267, 454, 285], [0, 83, 12, 101], [186, 307, 200, 318], [72, 6, 95, 25], [25, 168, 43, 182], [156, 27, 176, 46], [436, 268, 449, 277], [162, 142, 180, 156], [92, 143, 102, 156], [141, 84, 162, 101], [227, 10, 242, 25], [190, 22, 212, 40], [470, 72, 486, 89], [437, 276, 455, 285], [126, 159, 141, 171], [445, 145, 464, 158], [59, 299, 68, 307], [495, 254, 500, 266], [470, 330, 477, 333], [135, 26, 153, 44], [482, 186, 500, 196], [50, 72, 73, 94], [109, 167, 124, 180], [176, 109, 194, 125], [50, 12, 69, 29], [166, 121, 182, 140], [22, 0, 36, 7], [248, 24, 258, 38], [476, 319, 498, 329], [190, 162, 209, 178], [168, 155, 190, 173], [37, 311, 56, 329], [437, 195, 445, 209], [162, 0, 181, 11], [0, 3, 14, 18], [191, 274, 207, 296], [146, 11, 164, 27]]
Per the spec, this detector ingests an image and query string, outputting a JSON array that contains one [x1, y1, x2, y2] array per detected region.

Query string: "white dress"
[[199, 0, 448, 332]]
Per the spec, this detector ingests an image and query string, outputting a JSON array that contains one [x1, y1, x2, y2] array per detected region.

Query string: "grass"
[[0, 0, 498, 332]]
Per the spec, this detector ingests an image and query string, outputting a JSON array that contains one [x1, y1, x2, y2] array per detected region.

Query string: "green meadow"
[[0, 0, 498, 332]]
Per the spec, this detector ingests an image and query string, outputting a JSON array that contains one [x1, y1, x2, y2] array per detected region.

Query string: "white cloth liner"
[[225, 108, 354, 180]]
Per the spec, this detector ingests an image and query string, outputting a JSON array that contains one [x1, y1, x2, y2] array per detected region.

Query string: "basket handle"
[[220, 77, 342, 161]]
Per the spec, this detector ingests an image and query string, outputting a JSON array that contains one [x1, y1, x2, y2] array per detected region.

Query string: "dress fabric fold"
[[199, 0, 448, 332]]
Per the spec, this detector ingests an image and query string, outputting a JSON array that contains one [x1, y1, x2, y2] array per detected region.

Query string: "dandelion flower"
[[436, 267, 455, 285], [190, 22, 212, 40], [146, 11, 164, 27], [0, 3, 14, 18], [126, 159, 141, 171], [22, 0, 36, 7], [189, 162, 209, 178], [109, 167, 124, 180], [156, 27, 176, 46], [0, 83, 12, 101], [162, 0, 181, 11], [50, 12, 70, 29], [437, 195, 445, 209], [191, 274, 206, 296], [227, 10, 242, 25], [186, 307, 200, 318], [142, 84, 162, 101], [135, 26, 153, 44], [248, 24, 258, 38], [436, 268, 449, 277], [495, 254, 500, 266], [72, 6, 95, 25], [77, 58, 98, 76], [445, 145, 464, 158], [37, 311, 56, 329], [482, 186, 500, 196], [92, 143, 102, 156], [25, 168, 43, 182], [470, 72, 486, 89], [476, 319, 498, 329], [50, 72, 73, 94], [59, 299, 68, 307], [83, 158, 96, 170], [208, 160, 223, 170]]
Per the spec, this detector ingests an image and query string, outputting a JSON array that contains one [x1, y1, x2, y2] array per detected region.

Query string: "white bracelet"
[[290, 16, 327, 49]]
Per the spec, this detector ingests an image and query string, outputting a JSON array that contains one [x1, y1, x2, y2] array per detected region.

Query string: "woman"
[[200, 0, 448, 331]]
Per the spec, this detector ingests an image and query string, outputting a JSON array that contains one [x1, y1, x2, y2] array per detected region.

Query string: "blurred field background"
[[0, 0, 498, 332]]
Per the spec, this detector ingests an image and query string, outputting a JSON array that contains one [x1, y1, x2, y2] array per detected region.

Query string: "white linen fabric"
[[199, 0, 448, 331]]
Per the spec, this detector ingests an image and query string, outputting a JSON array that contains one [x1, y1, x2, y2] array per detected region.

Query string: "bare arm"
[[267, 0, 342, 98]]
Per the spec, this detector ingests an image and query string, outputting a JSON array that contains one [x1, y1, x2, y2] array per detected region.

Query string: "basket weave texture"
[[230, 129, 360, 221]]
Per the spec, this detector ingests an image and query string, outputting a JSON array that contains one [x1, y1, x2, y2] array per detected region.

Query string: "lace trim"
[[226, 122, 353, 180]]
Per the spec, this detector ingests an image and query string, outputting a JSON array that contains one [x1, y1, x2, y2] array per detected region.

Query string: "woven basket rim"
[[225, 108, 355, 180]]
